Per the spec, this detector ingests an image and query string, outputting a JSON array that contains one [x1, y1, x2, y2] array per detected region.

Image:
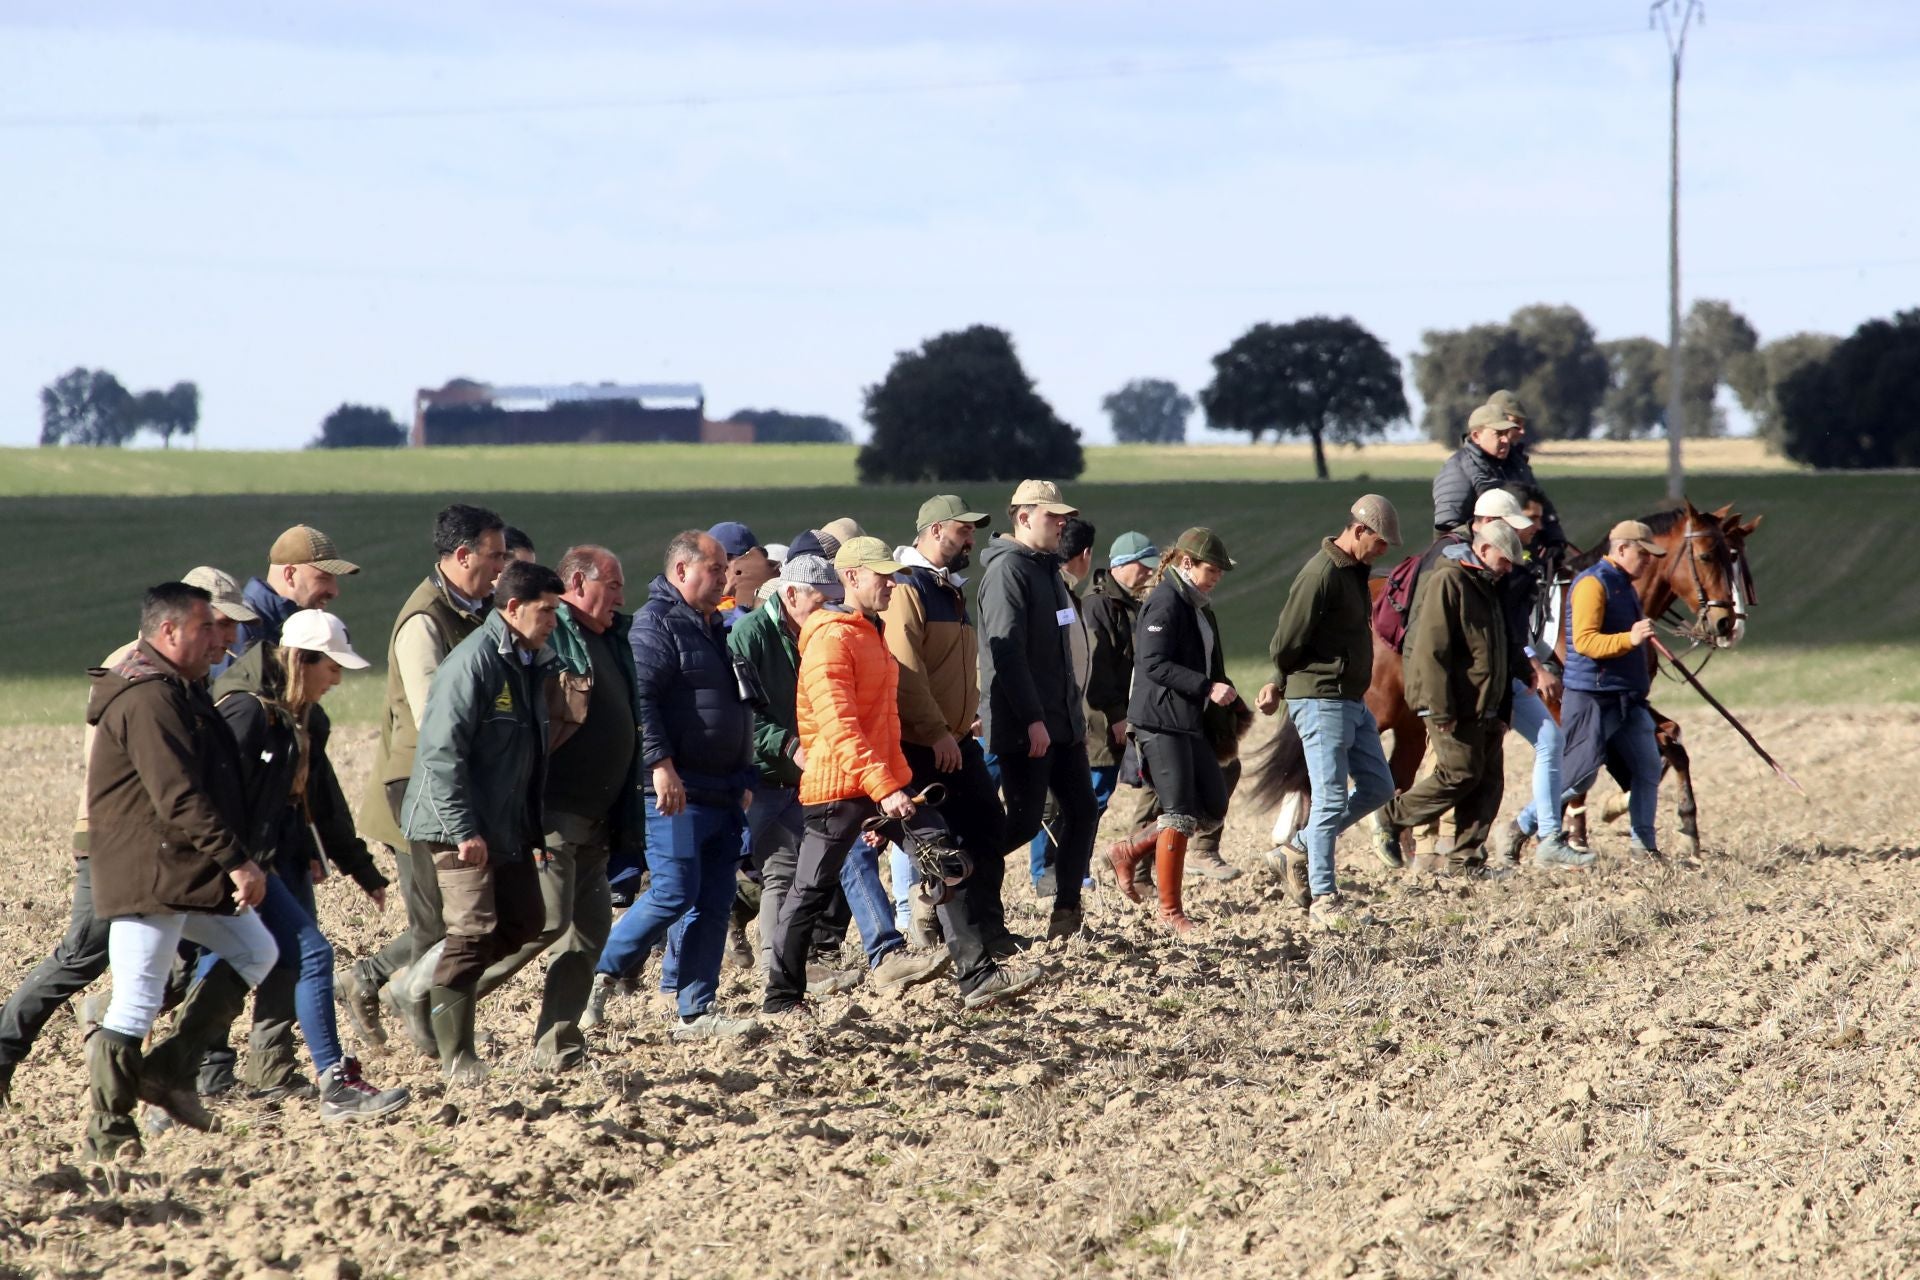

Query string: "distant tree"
[[859, 325, 1083, 484], [1741, 333, 1839, 453], [130, 381, 199, 448], [309, 403, 407, 449], [40, 367, 135, 446], [1676, 299, 1760, 438], [727, 408, 853, 444], [1777, 310, 1920, 470], [1102, 378, 1194, 444], [1598, 337, 1668, 440], [1410, 322, 1539, 445], [1200, 316, 1407, 481]]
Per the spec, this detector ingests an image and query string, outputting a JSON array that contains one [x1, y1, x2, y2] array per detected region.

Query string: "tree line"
[[36, 301, 1917, 474]]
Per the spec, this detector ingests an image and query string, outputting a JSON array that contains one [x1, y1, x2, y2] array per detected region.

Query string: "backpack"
[[1370, 553, 1424, 653]]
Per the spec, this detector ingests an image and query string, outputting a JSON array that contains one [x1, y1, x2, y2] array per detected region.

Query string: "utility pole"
[[1653, 0, 1703, 501]]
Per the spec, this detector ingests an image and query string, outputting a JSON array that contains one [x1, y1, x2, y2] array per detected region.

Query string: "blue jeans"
[[1288, 698, 1396, 897], [597, 798, 746, 1019], [1561, 697, 1663, 850], [194, 868, 341, 1074], [1028, 765, 1118, 885], [1509, 679, 1565, 841]]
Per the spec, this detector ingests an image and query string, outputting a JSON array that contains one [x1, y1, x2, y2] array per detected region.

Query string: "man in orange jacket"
[[763, 538, 1045, 1015]]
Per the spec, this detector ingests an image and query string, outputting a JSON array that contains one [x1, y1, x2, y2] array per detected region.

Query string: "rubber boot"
[[429, 985, 491, 1084], [1154, 829, 1195, 934], [142, 963, 252, 1131], [383, 942, 442, 1058], [83, 1029, 146, 1161], [1106, 828, 1157, 904]]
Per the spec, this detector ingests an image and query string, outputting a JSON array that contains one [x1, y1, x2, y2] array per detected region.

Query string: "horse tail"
[[1240, 710, 1310, 812]]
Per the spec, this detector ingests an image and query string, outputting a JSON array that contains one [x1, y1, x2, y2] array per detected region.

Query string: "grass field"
[[0, 437, 1797, 497], [3, 459, 1911, 726]]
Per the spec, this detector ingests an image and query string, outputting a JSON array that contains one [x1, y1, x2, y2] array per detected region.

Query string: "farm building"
[[411, 379, 753, 446]]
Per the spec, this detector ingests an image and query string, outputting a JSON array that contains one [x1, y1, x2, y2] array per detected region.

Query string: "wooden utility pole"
[[1654, 0, 1703, 501]]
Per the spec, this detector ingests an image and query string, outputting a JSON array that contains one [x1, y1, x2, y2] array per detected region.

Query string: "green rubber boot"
[[428, 985, 491, 1084]]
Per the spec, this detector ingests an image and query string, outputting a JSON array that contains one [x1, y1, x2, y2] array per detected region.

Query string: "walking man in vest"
[[1257, 497, 1401, 924], [1558, 521, 1667, 858], [341, 504, 507, 1052]]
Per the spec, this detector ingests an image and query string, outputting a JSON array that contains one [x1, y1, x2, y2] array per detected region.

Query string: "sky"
[[3, 1, 1917, 449]]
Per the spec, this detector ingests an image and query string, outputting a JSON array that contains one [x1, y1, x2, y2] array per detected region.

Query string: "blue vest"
[[1562, 560, 1650, 696]]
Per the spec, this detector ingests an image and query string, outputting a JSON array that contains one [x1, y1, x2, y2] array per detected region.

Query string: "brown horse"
[[1244, 500, 1762, 859]]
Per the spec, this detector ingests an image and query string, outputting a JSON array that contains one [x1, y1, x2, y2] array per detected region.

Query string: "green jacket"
[[727, 594, 802, 788], [1402, 546, 1510, 724], [1269, 538, 1374, 702], [546, 602, 647, 856], [402, 610, 565, 861]]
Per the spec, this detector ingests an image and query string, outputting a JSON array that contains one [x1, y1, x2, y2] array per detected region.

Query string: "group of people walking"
[[0, 387, 1674, 1161]]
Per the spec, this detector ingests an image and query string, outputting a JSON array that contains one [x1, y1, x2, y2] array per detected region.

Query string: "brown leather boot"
[[1106, 828, 1157, 904], [1154, 829, 1194, 934]]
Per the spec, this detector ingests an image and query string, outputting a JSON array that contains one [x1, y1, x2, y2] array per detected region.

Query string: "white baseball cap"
[[280, 609, 370, 669], [1473, 489, 1536, 530]]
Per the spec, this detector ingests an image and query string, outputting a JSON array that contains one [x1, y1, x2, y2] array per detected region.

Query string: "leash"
[[1648, 636, 1805, 797]]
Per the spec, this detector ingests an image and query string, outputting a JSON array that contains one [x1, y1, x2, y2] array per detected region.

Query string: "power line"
[[0, 24, 1639, 131]]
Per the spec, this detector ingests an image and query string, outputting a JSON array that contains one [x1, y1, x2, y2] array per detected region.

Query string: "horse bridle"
[[1665, 515, 1739, 650]]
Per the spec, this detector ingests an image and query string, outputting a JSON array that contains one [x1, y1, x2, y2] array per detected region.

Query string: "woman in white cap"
[[184, 609, 410, 1123]]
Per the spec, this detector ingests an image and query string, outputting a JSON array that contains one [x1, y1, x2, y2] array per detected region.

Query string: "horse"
[[1243, 499, 1762, 861]]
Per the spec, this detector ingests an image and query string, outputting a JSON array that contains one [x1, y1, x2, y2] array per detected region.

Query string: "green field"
[[4, 459, 1910, 726]]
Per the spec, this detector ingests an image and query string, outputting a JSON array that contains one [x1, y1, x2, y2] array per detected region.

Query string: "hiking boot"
[[671, 1012, 763, 1043], [1106, 829, 1156, 904], [1154, 829, 1195, 934], [1186, 847, 1242, 883], [137, 1067, 218, 1132], [726, 919, 755, 971], [962, 964, 1047, 1010], [380, 982, 438, 1058], [1534, 835, 1597, 870], [1278, 843, 1312, 911], [1489, 819, 1529, 867], [908, 888, 940, 950], [336, 964, 387, 1048], [428, 985, 492, 1085], [985, 932, 1031, 962], [1628, 839, 1666, 862], [1032, 869, 1058, 899], [806, 964, 864, 997], [581, 972, 615, 1029], [250, 1074, 318, 1104], [1372, 822, 1406, 869], [1045, 904, 1083, 942], [1308, 893, 1374, 931], [318, 1057, 410, 1124], [872, 948, 951, 992]]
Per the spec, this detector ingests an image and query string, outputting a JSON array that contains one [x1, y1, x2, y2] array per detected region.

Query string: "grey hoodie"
[[976, 534, 1086, 756]]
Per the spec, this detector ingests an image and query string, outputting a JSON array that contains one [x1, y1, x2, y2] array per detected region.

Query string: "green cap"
[[1107, 531, 1158, 568], [915, 494, 990, 532], [1486, 389, 1528, 423], [1172, 527, 1235, 571]]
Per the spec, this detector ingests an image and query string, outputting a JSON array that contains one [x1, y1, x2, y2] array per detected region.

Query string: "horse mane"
[[1565, 505, 1688, 572]]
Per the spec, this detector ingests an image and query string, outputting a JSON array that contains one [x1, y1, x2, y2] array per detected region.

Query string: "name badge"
[[1055, 607, 1076, 627]]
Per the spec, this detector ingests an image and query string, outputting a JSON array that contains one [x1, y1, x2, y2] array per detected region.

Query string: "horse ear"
[[1710, 503, 1734, 519], [1740, 515, 1764, 536]]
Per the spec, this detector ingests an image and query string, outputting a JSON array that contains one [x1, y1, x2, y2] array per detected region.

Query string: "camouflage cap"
[[1486, 389, 1529, 423], [1349, 494, 1402, 546]]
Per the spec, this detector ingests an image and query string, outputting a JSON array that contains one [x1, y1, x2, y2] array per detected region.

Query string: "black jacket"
[[976, 536, 1086, 756], [1080, 569, 1142, 767], [630, 575, 757, 804], [1128, 570, 1228, 738], [1431, 442, 1567, 548], [212, 645, 388, 895]]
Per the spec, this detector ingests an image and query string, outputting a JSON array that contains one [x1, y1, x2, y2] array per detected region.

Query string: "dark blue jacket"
[[630, 575, 756, 805], [213, 577, 303, 677], [1563, 560, 1650, 697]]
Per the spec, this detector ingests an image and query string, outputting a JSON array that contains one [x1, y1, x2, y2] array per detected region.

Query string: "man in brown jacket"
[[84, 582, 276, 1160], [1381, 520, 1522, 874]]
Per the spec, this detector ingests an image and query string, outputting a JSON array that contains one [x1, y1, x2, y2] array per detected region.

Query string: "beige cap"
[[1472, 489, 1536, 530], [833, 536, 905, 575], [1608, 519, 1669, 556], [1349, 493, 1402, 546], [269, 525, 360, 575], [1473, 520, 1526, 566], [1485, 389, 1529, 423], [182, 566, 260, 622], [819, 517, 866, 547], [1009, 479, 1078, 515], [279, 609, 370, 669]]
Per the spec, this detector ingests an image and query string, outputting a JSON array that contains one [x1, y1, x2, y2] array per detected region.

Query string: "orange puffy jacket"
[[797, 608, 912, 806]]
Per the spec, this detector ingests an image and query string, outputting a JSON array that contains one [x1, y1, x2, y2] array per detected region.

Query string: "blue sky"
[[3, 1, 1916, 448]]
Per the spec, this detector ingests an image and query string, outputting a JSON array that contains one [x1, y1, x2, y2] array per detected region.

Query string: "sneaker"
[[1628, 840, 1665, 862], [336, 965, 387, 1047], [1186, 849, 1243, 883], [1308, 893, 1374, 931], [805, 964, 864, 997], [318, 1057, 410, 1124], [871, 948, 951, 992], [1533, 835, 1597, 870], [581, 972, 614, 1030], [1371, 823, 1406, 870], [610, 889, 636, 910], [963, 965, 1047, 1010], [1032, 869, 1058, 899], [671, 1012, 763, 1043]]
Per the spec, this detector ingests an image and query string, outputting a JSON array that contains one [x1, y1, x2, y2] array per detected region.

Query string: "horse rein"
[[1656, 515, 1746, 676]]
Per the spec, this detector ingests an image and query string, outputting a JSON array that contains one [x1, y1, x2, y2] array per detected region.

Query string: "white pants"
[[103, 909, 279, 1039]]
